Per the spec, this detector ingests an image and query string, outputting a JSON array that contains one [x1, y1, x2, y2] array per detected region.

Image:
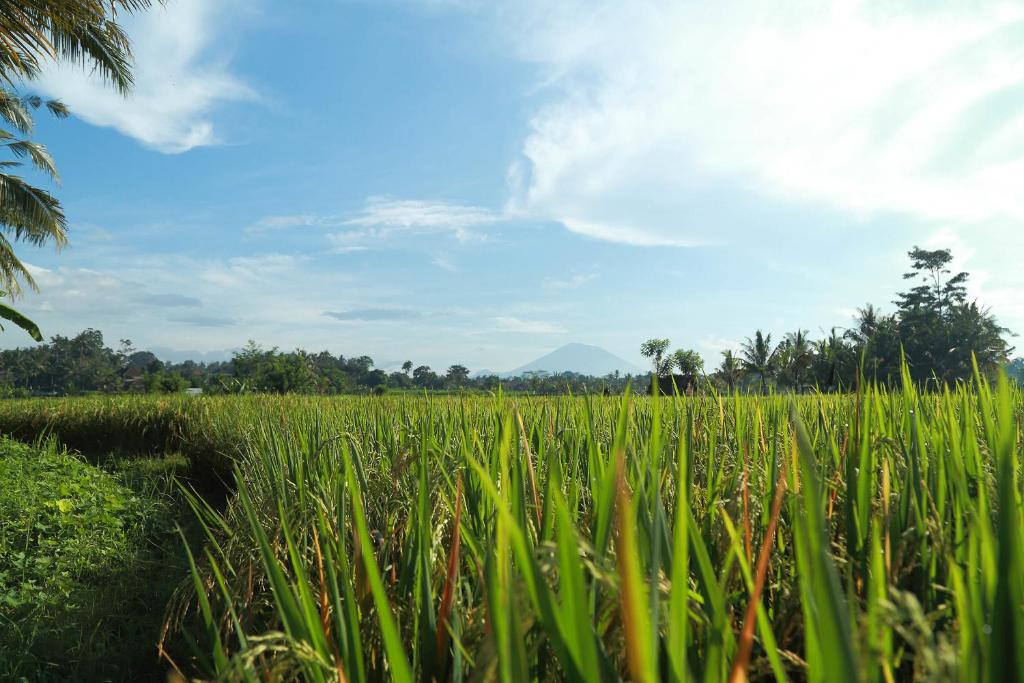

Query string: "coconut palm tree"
[[847, 304, 880, 346], [780, 329, 813, 392], [717, 349, 743, 393], [0, 0, 153, 337], [0, 1, 155, 92], [0, 90, 68, 295], [813, 327, 854, 390], [740, 330, 777, 394]]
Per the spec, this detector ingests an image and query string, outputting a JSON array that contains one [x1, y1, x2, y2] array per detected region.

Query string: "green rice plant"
[[2, 362, 1022, 681]]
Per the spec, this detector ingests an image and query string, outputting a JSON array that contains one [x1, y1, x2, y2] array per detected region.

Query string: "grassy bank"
[[0, 437, 192, 681]]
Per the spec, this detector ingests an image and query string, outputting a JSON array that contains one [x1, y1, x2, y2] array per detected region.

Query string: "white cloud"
[[35, 0, 254, 153], [11, 253, 364, 350], [482, 1, 1024, 244], [431, 253, 458, 272], [343, 197, 500, 242], [922, 225, 1020, 322], [198, 254, 304, 289], [696, 336, 743, 358], [247, 214, 332, 233], [543, 272, 595, 289], [494, 315, 566, 334], [21, 264, 129, 312], [252, 197, 504, 248]]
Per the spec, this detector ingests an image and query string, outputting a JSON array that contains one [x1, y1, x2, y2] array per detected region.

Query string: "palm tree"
[[847, 304, 880, 346], [740, 330, 777, 393], [0, 0, 153, 337], [781, 329, 813, 392], [1, 91, 68, 295], [0, 1, 155, 92], [717, 349, 743, 393], [814, 327, 852, 390]]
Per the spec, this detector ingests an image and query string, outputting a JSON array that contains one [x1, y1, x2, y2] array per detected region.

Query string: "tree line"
[[0, 246, 1019, 396], [643, 247, 1016, 393], [0, 334, 638, 397]]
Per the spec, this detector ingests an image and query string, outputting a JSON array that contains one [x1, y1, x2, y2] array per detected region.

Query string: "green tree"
[[446, 364, 470, 388], [740, 330, 777, 393], [640, 338, 671, 376], [894, 246, 1010, 383], [716, 349, 743, 393], [523, 370, 549, 393], [412, 365, 438, 389], [844, 304, 900, 383], [812, 328, 856, 390], [1007, 358, 1024, 385], [896, 246, 968, 318], [671, 348, 704, 376], [777, 329, 813, 391], [145, 370, 188, 393]]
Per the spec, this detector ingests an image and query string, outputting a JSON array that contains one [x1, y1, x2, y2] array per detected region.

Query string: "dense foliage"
[[699, 247, 1014, 392], [0, 437, 186, 680], [0, 332, 638, 397]]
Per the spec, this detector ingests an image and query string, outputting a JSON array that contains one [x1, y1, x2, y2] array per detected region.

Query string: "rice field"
[[1, 370, 1022, 682]]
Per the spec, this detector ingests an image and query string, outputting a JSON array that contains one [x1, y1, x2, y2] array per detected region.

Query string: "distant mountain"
[[502, 343, 644, 377]]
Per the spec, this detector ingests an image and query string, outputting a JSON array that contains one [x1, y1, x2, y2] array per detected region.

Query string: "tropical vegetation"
[[0, 365, 1022, 680], [0, 0, 154, 339]]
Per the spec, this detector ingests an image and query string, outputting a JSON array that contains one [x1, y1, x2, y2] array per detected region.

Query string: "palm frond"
[[0, 89, 33, 132], [0, 232, 38, 293], [47, 17, 134, 92], [44, 98, 68, 118], [0, 0, 158, 90], [0, 171, 67, 246], [0, 291, 42, 340], [5, 139, 58, 179]]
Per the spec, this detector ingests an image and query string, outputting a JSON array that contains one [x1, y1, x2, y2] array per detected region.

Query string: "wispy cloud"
[[251, 197, 505, 250], [35, 0, 254, 153], [15, 255, 372, 352], [246, 214, 333, 234], [494, 315, 566, 334], [543, 272, 595, 289], [431, 253, 458, 272], [168, 313, 238, 327], [143, 293, 202, 308], [481, 1, 1024, 244], [324, 308, 423, 322], [347, 197, 496, 229], [199, 254, 303, 289]]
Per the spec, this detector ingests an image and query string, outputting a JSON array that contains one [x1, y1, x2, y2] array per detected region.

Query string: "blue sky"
[[6, 0, 1024, 371]]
